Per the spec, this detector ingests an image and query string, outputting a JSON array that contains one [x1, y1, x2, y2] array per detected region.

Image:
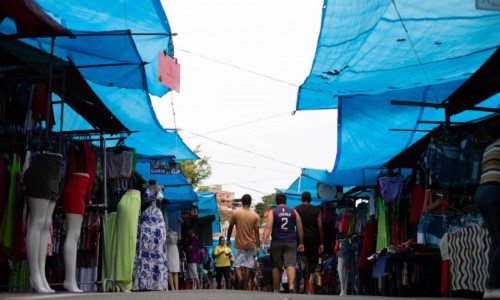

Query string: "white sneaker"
[[484, 289, 500, 299]]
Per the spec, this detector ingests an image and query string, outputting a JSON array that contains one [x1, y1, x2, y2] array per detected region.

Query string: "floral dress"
[[132, 190, 168, 291]]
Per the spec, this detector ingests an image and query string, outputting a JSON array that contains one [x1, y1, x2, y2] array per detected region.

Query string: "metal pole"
[[46, 36, 55, 142]]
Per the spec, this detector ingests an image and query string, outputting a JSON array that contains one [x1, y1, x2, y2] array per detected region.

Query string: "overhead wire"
[[211, 160, 297, 175], [180, 128, 303, 170], [175, 48, 334, 99], [183, 111, 294, 139]]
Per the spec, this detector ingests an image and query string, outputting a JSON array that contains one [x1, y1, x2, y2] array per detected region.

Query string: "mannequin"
[[167, 228, 180, 290], [335, 234, 352, 296], [132, 179, 168, 291], [24, 152, 63, 293], [62, 173, 90, 292]]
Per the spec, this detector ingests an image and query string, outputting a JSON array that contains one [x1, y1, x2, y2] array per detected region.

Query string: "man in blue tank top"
[[261, 194, 304, 293]]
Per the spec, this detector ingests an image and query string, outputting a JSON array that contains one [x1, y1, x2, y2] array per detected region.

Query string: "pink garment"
[[409, 184, 425, 223]]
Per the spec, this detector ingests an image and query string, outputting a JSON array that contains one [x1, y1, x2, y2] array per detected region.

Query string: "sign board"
[[149, 160, 181, 175], [158, 51, 181, 92], [476, 0, 500, 11]]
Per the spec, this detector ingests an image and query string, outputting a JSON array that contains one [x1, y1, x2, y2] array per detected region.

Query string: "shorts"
[[270, 242, 297, 268], [234, 248, 255, 268], [63, 173, 90, 215], [417, 211, 459, 248], [187, 263, 198, 279], [302, 240, 319, 273], [24, 153, 63, 200]]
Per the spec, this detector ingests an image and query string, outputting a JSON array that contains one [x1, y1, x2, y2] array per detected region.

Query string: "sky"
[[153, 0, 338, 201]]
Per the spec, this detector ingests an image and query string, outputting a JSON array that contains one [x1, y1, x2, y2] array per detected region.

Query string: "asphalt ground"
[[0, 289, 471, 300]]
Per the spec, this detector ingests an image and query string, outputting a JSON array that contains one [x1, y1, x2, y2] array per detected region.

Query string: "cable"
[[176, 48, 300, 88], [176, 48, 335, 99], [211, 160, 297, 175], [180, 129, 303, 169], [225, 183, 269, 195], [184, 111, 293, 139], [219, 175, 297, 186], [391, 0, 440, 103]]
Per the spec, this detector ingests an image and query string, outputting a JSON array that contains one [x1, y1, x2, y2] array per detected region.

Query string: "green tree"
[[254, 193, 275, 218], [179, 145, 212, 190]]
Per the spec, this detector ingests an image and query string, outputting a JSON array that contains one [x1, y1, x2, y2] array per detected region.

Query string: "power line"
[[220, 175, 297, 186], [226, 183, 269, 195], [211, 160, 297, 174], [176, 48, 300, 89], [175, 48, 337, 100], [180, 129, 303, 169], [184, 111, 293, 139]]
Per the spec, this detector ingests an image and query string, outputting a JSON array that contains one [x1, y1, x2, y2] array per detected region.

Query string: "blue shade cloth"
[[20, 30, 146, 92], [196, 192, 222, 233], [297, 0, 500, 109], [335, 88, 500, 171], [85, 81, 198, 161], [1, 1, 196, 161], [296, 0, 500, 172], [32, 0, 173, 96]]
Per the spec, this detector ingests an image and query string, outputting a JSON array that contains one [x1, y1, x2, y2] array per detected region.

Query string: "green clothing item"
[[102, 189, 140, 291], [0, 154, 21, 252], [376, 196, 390, 252]]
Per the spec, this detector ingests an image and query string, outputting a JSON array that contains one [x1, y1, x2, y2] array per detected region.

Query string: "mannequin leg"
[[173, 272, 179, 291], [63, 213, 84, 292], [26, 197, 55, 293], [168, 273, 174, 290], [338, 257, 348, 296], [39, 200, 56, 293]]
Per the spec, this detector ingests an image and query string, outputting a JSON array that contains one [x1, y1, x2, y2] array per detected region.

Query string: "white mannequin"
[[63, 214, 83, 292], [167, 228, 179, 290], [62, 172, 89, 292], [26, 197, 56, 293]]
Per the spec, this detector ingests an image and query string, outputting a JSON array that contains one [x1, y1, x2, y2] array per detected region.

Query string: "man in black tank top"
[[294, 191, 324, 294], [261, 194, 304, 293]]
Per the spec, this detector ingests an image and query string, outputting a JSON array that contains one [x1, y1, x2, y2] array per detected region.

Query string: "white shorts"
[[234, 248, 255, 268], [188, 263, 199, 279]]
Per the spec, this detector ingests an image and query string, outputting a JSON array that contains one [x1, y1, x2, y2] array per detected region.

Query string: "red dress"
[[358, 220, 377, 270]]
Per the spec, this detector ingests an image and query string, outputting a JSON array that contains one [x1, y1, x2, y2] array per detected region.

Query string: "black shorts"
[[24, 153, 63, 201]]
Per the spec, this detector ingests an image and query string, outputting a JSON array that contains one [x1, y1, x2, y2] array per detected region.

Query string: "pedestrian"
[[261, 247, 273, 292], [474, 137, 500, 299], [213, 236, 233, 289], [186, 228, 201, 289], [294, 191, 324, 294], [261, 193, 304, 293], [226, 194, 261, 290]]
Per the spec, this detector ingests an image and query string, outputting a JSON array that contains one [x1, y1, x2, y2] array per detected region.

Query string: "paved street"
[[0, 290, 469, 300]]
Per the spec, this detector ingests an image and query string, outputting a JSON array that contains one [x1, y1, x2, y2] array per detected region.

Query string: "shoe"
[[484, 288, 500, 299]]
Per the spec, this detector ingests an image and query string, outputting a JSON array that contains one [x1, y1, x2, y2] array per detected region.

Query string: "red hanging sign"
[[158, 51, 180, 92]]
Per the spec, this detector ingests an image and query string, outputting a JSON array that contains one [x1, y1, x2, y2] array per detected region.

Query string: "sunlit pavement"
[[0, 289, 469, 300]]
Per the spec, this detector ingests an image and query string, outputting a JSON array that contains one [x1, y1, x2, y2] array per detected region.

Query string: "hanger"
[[423, 196, 460, 213]]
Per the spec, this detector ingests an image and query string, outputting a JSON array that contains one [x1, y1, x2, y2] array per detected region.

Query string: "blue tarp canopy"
[[280, 167, 413, 207], [0, 0, 199, 161], [196, 192, 222, 234], [297, 0, 500, 173]]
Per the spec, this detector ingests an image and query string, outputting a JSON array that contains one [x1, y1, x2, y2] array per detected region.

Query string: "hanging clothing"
[[167, 230, 180, 273], [115, 190, 141, 287], [132, 200, 168, 291], [448, 225, 491, 293], [375, 197, 390, 252], [358, 220, 377, 270], [0, 154, 21, 253]]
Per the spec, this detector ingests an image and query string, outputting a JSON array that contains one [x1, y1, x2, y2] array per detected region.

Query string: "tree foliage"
[[179, 145, 212, 190], [254, 193, 275, 218]]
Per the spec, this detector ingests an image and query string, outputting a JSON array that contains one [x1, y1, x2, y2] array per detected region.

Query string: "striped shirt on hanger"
[[480, 138, 500, 184]]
